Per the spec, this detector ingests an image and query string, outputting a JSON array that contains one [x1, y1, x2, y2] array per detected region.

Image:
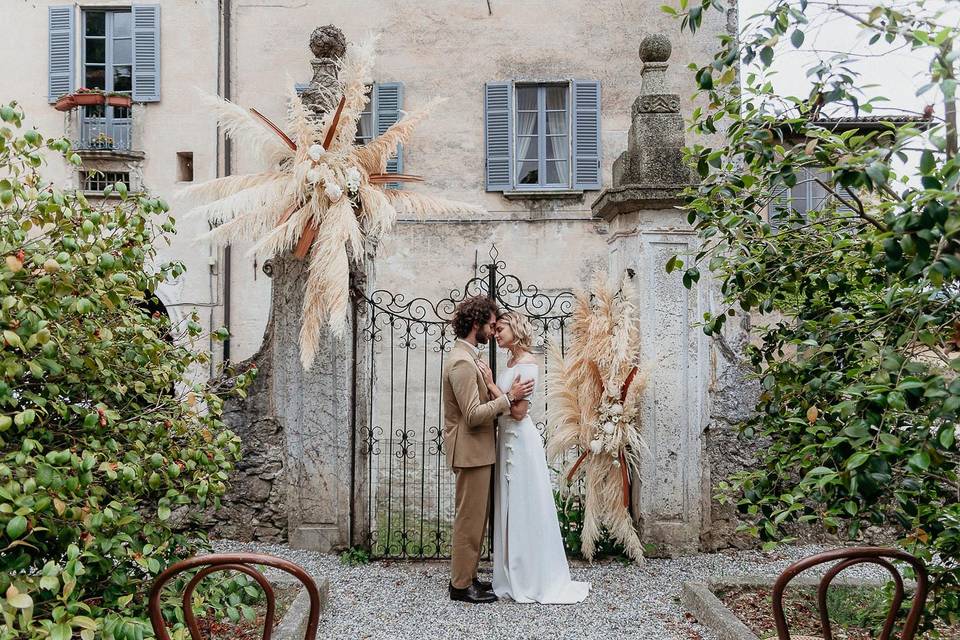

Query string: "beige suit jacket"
[[442, 341, 511, 469]]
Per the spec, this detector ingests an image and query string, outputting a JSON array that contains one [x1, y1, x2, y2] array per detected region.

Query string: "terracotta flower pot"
[[106, 95, 132, 108], [54, 95, 77, 112], [73, 93, 104, 106]]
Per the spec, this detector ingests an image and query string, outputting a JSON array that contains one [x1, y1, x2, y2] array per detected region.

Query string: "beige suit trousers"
[[450, 464, 492, 589]]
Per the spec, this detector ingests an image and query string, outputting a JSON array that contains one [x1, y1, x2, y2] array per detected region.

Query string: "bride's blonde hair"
[[497, 311, 534, 351]]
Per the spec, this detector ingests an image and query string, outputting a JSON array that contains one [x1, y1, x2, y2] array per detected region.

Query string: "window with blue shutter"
[[375, 83, 404, 187], [484, 82, 513, 191], [131, 5, 160, 102], [485, 80, 601, 192], [572, 80, 601, 190], [48, 6, 75, 103]]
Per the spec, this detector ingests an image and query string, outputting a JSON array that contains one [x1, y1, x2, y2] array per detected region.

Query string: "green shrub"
[[0, 101, 257, 640]]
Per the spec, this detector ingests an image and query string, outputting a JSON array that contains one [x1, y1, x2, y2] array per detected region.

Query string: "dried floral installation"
[[546, 273, 648, 562], [181, 37, 482, 369]]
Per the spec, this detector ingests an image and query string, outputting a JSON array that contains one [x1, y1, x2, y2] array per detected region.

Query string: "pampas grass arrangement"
[[546, 273, 648, 562], [179, 37, 481, 370]]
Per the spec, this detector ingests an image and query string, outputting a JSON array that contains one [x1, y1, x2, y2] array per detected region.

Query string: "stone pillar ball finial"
[[639, 34, 672, 63], [309, 25, 347, 60]]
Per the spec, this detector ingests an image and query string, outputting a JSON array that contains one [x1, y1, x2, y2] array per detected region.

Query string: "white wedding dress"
[[492, 362, 591, 604]]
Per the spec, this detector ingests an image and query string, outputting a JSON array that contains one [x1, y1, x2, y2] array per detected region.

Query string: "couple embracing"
[[442, 296, 590, 605]]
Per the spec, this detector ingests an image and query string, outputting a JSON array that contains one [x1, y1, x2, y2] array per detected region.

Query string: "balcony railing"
[[75, 105, 132, 152]]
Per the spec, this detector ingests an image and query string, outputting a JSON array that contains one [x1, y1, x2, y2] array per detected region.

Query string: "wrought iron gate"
[[352, 247, 575, 559]]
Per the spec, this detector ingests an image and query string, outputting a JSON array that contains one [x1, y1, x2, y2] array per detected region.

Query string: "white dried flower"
[[307, 143, 325, 162], [345, 166, 362, 184], [612, 459, 621, 469], [324, 182, 343, 202], [610, 403, 624, 415], [589, 439, 603, 455], [602, 421, 615, 435], [306, 168, 322, 184]]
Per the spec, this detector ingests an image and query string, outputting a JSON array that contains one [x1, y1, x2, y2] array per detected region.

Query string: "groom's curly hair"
[[451, 296, 500, 339]]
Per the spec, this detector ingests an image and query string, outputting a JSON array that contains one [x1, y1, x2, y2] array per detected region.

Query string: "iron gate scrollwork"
[[352, 246, 575, 559]]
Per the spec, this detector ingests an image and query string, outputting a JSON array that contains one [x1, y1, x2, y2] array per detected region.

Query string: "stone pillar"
[[592, 34, 708, 554], [211, 25, 371, 552], [273, 25, 371, 552]]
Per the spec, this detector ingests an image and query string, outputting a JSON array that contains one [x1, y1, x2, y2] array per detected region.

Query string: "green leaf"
[[908, 449, 931, 470], [790, 29, 805, 47], [6, 514, 28, 538], [939, 425, 955, 449], [846, 452, 871, 470], [6, 590, 32, 609], [759, 46, 774, 67], [157, 505, 171, 521], [51, 623, 72, 640], [919, 149, 935, 174]]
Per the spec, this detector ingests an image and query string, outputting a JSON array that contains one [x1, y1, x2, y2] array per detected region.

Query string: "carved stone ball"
[[309, 25, 346, 60], [639, 34, 672, 63]]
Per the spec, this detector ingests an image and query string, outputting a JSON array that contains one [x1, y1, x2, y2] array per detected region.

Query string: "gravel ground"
[[211, 540, 886, 640]]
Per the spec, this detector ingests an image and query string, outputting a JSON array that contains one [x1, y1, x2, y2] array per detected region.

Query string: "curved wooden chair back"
[[148, 553, 321, 640], [772, 547, 929, 640]]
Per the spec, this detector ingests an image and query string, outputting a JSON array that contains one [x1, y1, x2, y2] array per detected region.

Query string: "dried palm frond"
[[353, 98, 446, 175], [329, 36, 377, 149], [200, 94, 293, 167], [299, 196, 362, 367], [176, 171, 285, 205], [285, 82, 323, 151], [545, 341, 582, 463], [184, 37, 468, 370], [193, 179, 297, 245], [383, 189, 485, 218], [545, 273, 647, 563]]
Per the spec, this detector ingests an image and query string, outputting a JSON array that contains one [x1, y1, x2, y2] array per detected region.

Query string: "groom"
[[443, 296, 534, 604]]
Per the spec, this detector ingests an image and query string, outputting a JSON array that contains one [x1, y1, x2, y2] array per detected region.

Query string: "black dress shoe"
[[473, 577, 493, 592], [449, 581, 498, 603]]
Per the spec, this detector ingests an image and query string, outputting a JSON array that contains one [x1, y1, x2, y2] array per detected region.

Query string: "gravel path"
[[211, 540, 880, 640]]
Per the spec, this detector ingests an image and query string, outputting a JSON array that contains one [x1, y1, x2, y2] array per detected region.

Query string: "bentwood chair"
[[772, 547, 929, 640], [148, 553, 322, 640]]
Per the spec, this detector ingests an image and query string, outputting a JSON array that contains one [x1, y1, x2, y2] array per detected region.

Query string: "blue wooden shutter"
[[484, 82, 513, 192], [132, 5, 161, 102], [48, 6, 75, 103], [572, 80, 601, 190], [374, 82, 404, 181]]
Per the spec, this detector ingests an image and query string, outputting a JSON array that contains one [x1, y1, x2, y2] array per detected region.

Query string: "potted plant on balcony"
[[106, 92, 132, 108], [73, 88, 105, 106], [54, 93, 77, 112], [90, 132, 115, 150]]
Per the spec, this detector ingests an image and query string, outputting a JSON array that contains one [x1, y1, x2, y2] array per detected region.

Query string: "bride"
[[476, 311, 591, 604]]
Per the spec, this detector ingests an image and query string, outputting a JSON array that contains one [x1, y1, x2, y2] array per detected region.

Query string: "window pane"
[[516, 86, 538, 111], [546, 160, 568, 184], [85, 67, 105, 90], [113, 66, 132, 92], [545, 135, 568, 160], [85, 12, 105, 37], [517, 161, 539, 185], [83, 104, 104, 119], [112, 105, 130, 119], [545, 86, 567, 111], [85, 39, 106, 64], [113, 11, 132, 38], [546, 112, 567, 135], [517, 136, 538, 161], [516, 112, 538, 136], [113, 38, 132, 65], [355, 112, 374, 143]]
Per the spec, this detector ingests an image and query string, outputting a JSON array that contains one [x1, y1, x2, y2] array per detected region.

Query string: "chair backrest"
[[148, 553, 321, 640], [772, 546, 929, 640]]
